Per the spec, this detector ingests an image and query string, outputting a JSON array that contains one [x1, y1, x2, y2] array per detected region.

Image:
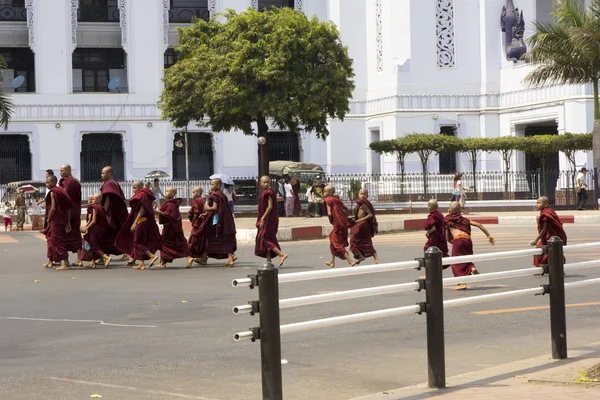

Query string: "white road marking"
[[2, 316, 156, 328], [48, 377, 218, 400]]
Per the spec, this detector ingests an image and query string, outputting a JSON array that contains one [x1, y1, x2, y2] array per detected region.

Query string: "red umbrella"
[[18, 184, 39, 194]]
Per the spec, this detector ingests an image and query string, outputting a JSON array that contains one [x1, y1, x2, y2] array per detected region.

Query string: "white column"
[[123, 0, 163, 94], [31, 0, 72, 94]]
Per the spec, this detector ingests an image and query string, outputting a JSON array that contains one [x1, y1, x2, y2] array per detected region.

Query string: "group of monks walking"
[[42, 167, 567, 284]]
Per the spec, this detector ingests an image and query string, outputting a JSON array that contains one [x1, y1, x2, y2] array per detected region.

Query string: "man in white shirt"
[[576, 167, 588, 210]]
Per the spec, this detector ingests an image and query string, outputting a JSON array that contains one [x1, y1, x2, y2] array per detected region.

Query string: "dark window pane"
[[0, 135, 31, 184]]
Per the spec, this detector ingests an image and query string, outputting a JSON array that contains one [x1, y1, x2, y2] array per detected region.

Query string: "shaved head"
[[324, 185, 335, 196], [59, 164, 72, 178], [448, 201, 461, 214], [133, 180, 143, 192], [192, 186, 203, 198], [538, 196, 549, 205], [101, 166, 113, 182], [165, 186, 177, 199], [428, 199, 439, 210]]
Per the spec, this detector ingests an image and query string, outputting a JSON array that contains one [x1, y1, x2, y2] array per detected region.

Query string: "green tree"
[[0, 54, 14, 129], [518, 135, 563, 197], [369, 137, 420, 194], [160, 7, 355, 178], [524, 0, 600, 171], [557, 133, 593, 202], [487, 136, 525, 198], [461, 137, 494, 196], [402, 133, 458, 194]]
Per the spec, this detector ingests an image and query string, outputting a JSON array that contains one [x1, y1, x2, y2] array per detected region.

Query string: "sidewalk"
[[8, 209, 600, 242], [351, 341, 600, 400]]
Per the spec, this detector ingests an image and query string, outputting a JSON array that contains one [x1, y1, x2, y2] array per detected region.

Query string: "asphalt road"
[[0, 225, 599, 400]]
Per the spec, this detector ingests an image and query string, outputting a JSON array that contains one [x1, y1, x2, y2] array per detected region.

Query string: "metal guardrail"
[[231, 239, 600, 399]]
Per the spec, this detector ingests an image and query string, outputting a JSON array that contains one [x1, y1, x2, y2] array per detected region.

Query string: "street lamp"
[[175, 129, 190, 205]]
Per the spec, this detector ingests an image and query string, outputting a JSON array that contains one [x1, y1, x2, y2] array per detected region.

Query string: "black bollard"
[[547, 236, 567, 360], [424, 246, 446, 389], [257, 263, 283, 399]]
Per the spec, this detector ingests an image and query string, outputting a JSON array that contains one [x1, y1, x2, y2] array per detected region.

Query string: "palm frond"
[[552, 0, 587, 28], [0, 54, 13, 129]]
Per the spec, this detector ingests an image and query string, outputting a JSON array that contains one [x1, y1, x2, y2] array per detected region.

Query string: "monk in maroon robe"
[[530, 196, 567, 272], [349, 188, 380, 264], [187, 186, 208, 265], [115, 180, 161, 269], [59, 164, 83, 265], [202, 179, 237, 266], [43, 175, 74, 270], [444, 201, 495, 290], [80, 193, 111, 268], [324, 185, 355, 268], [424, 199, 449, 259], [255, 176, 288, 266], [155, 187, 191, 268], [100, 166, 129, 258]]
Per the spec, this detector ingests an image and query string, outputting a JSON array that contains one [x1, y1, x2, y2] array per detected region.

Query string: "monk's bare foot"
[[103, 256, 112, 269], [119, 255, 129, 261], [43, 261, 53, 268], [325, 261, 335, 268], [232, 255, 238, 262], [88, 261, 96, 269], [71, 261, 83, 267], [471, 268, 480, 275], [126, 259, 136, 266], [56, 265, 71, 271], [155, 262, 167, 269], [278, 254, 288, 267], [148, 255, 159, 268], [133, 264, 146, 270], [355, 256, 365, 265], [453, 283, 468, 291], [348, 262, 356, 267], [185, 258, 193, 269]]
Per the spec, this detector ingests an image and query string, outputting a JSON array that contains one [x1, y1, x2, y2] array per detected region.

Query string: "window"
[[438, 127, 456, 174], [80, 134, 124, 182], [269, 132, 300, 162], [0, 0, 26, 21], [0, 134, 31, 184], [0, 47, 35, 92], [78, 0, 120, 22], [257, 0, 295, 10], [164, 48, 178, 69], [72, 48, 126, 92], [169, 0, 209, 23], [172, 132, 214, 180]]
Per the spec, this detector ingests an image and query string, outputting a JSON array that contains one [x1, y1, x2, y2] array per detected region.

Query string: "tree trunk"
[[592, 79, 600, 172], [470, 150, 478, 197], [421, 158, 429, 195], [257, 116, 270, 180], [503, 154, 510, 200]]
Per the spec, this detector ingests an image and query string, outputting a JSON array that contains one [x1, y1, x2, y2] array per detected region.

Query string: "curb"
[[194, 214, 594, 243]]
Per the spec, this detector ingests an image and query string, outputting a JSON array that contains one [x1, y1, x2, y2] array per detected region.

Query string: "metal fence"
[[1, 170, 594, 207]]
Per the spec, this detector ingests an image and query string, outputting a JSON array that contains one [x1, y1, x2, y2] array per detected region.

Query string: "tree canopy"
[[524, 0, 600, 168], [0, 54, 13, 129], [160, 7, 355, 176]]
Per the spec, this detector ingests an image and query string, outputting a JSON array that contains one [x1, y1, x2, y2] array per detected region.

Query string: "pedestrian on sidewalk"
[[284, 177, 295, 217], [15, 191, 26, 231], [276, 176, 286, 217], [451, 173, 468, 211], [290, 173, 302, 216], [529, 196, 567, 275], [30, 196, 44, 231], [576, 167, 588, 210], [444, 201, 495, 290], [310, 176, 326, 217], [3, 202, 13, 232]]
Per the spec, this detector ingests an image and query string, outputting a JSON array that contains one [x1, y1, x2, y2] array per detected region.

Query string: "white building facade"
[[0, 0, 594, 184]]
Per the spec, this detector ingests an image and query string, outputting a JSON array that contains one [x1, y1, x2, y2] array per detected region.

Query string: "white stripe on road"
[[48, 377, 218, 400], [2, 316, 156, 328]]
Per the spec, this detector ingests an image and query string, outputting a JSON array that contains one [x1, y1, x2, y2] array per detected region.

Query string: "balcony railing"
[[78, 5, 120, 22], [0, 5, 26, 21], [169, 6, 209, 23]]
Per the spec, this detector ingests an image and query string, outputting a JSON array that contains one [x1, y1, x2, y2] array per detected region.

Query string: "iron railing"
[[1, 170, 594, 207], [0, 4, 26, 21], [169, 6, 210, 23]]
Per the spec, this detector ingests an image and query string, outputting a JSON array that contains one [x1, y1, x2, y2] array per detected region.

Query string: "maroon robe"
[[45, 186, 74, 263], [100, 180, 129, 255], [324, 196, 349, 259], [533, 207, 568, 267], [292, 181, 301, 212], [81, 204, 109, 261], [159, 198, 191, 262], [59, 175, 82, 253], [255, 188, 281, 258], [188, 197, 207, 258], [444, 212, 474, 277], [115, 188, 162, 260], [203, 190, 237, 259], [424, 210, 450, 258], [349, 198, 378, 259]]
